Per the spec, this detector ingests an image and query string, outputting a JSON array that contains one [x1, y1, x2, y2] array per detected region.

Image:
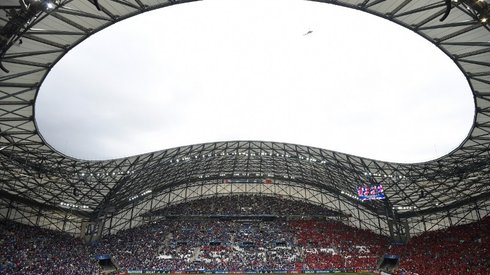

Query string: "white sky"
[[35, 0, 475, 163]]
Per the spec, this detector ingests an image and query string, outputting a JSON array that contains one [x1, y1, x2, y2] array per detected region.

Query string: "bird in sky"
[[303, 30, 313, 36]]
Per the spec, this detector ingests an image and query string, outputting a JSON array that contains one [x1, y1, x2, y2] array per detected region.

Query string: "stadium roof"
[[1, 0, 490, 233], [34, 0, 474, 163]]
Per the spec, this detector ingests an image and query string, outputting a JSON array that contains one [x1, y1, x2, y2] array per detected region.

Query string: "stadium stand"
[[0, 220, 98, 274], [2, 196, 488, 274], [390, 215, 490, 275], [144, 195, 342, 218], [291, 219, 388, 270]]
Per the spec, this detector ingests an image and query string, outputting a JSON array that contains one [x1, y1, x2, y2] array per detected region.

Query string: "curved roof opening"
[[35, 0, 474, 163]]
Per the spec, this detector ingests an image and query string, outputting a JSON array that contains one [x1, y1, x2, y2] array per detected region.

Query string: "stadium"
[[1, 0, 490, 274]]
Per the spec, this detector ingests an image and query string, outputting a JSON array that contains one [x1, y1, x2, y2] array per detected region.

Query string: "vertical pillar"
[[384, 200, 408, 243]]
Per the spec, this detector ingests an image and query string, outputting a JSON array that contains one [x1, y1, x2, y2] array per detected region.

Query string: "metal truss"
[[1, 0, 490, 240]]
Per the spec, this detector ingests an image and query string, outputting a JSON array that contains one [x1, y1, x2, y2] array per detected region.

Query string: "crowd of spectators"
[[0, 220, 98, 274], [150, 195, 340, 217], [291, 220, 388, 270], [95, 219, 300, 271], [389, 215, 490, 275], [1, 196, 489, 274]]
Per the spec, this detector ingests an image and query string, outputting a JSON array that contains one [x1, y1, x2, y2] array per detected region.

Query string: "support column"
[[384, 200, 409, 243]]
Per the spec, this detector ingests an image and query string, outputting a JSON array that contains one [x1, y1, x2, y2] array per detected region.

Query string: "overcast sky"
[[35, 0, 474, 163]]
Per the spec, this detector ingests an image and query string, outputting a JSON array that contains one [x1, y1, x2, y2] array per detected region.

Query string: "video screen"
[[357, 184, 385, 201], [223, 178, 273, 184]]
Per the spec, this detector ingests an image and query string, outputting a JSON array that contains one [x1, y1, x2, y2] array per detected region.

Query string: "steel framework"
[[1, 0, 490, 241]]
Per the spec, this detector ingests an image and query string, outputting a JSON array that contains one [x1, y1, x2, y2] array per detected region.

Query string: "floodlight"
[[44, 0, 56, 11]]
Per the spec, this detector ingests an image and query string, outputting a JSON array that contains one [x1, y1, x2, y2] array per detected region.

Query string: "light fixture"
[[23, 0, 57, 12]]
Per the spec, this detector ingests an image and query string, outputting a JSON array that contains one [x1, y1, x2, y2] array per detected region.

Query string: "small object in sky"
[[303, 30, 313, 36]]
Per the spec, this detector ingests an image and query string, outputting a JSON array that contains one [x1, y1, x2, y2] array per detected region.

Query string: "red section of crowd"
[[291, 220, 388, 270], [390, 215, 490, 275]]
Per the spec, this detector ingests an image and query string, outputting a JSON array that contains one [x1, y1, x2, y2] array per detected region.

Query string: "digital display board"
[[357, 184, 385, 201]]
